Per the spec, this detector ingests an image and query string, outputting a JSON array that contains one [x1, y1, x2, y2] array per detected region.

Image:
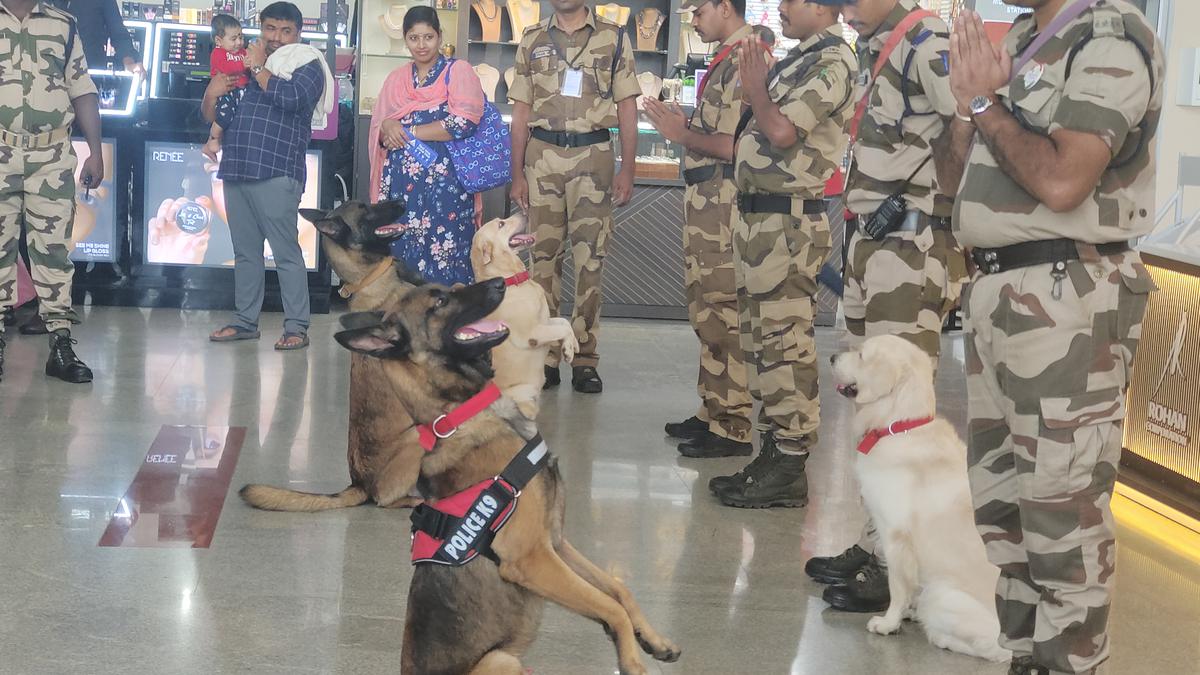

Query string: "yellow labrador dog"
[[832, 335, 1009, 663], [471, 215, 578, 419]]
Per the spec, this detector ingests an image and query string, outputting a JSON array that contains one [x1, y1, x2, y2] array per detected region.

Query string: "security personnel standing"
[[710, 0, 855, 509], [0, 0, 103, 384], [643, 0, 754, 459], [509, 0, 640, 394], [806, 0, 968, 614], [937, 3, 1162, 674]]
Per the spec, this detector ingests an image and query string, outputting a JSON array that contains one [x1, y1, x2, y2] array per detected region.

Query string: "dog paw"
[[617, 660, 648, 675], [636, 630, 681, 662], [867, 616, 901, 635]]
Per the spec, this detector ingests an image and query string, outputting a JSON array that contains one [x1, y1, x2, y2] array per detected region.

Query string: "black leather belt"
[[737, 193, 826, 216], [683, 164, 734, 186], [530, 128, 611, 148], [848, 213, 952, 233], [971, 239, 1130, 275]]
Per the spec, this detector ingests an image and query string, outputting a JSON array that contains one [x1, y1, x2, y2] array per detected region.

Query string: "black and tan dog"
[[240, 200, 430, 511], [335, 278, 681, 675]]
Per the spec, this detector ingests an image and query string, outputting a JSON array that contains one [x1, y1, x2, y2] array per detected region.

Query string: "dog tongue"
[[459, 319, 507, 337]]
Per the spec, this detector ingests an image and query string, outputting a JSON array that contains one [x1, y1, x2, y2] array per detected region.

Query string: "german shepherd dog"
[[240, 200, 430, 512], [336, 278, 681, 675]]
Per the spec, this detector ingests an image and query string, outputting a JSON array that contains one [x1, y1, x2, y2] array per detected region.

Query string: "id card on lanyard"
[[552, 29, 594, 98]]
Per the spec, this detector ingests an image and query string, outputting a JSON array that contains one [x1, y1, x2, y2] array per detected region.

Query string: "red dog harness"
[[410, 434, 550, 566], [858, 417, 935, 455]]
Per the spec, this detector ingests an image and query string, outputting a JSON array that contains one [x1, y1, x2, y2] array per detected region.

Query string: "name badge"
[[531, 44, 556, 60], [562, 68, 583, 98]]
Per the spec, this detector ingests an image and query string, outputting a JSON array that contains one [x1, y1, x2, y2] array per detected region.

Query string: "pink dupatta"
[[368, 59, 486, 204]]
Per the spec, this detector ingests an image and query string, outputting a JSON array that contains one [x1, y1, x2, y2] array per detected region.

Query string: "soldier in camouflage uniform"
[[935, 4, 1163, 674], [508, 0, 640, 394], [709, 0, 855, 509], [644, 0, 753, 458], [807, 0, 970, 615], [0, 0, 102, 384]]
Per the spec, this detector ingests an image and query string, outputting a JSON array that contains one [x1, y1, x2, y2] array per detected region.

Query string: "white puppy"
[[832, 335, 1010, 663]]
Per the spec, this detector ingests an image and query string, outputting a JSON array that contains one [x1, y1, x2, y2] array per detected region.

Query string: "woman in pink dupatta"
[[368, 6, 485, 285]]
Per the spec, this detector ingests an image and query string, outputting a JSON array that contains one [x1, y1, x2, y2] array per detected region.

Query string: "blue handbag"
[[443, 59, 512, 194]]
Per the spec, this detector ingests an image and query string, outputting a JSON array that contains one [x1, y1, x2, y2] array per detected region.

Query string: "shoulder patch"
[[1091, 3, 1127, 39]]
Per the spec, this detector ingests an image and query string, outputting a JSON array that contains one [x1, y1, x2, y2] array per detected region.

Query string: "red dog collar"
[[504, 271, 530, 286], [417, 383, 503, 451], [858, 417, 935, 455]]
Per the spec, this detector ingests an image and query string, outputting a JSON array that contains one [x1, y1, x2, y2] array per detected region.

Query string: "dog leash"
[[858, 417, 935, 454], [339, 258, 397, 299], [416, 382, 503, 451]]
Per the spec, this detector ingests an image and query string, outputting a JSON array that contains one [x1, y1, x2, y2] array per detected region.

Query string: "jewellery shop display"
[[474, 63, 501, 100], [636, 71, 662, 109], [472, 0, 503, 42], [506, 0, 540, 39], [378, 3, 410, 54], [635, 8, 664, 51], [594, 3, 631, 25], [503, 66, 516, 92]]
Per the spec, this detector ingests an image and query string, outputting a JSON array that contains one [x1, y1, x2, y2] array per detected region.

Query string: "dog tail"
[[238, 484, 370, 512]]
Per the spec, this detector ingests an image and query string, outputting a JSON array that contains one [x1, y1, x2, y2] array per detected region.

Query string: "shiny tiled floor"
[[1, 307, 1198, 674]]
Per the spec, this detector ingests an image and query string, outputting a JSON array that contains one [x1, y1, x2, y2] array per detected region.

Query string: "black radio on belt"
[[860, 155, 933, 241], [862, 193, 908, 240]]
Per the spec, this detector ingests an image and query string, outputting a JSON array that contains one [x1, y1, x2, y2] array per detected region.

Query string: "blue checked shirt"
[[219, 59, 324, 184]]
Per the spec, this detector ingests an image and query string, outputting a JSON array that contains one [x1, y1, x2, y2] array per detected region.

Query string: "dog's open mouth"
[[508, 234, 535, 251], [374, 223, 408, 238], [453, 319, 509, 344], [836, 383, 859, 399]]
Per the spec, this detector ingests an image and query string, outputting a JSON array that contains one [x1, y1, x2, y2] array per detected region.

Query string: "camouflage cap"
[[677, 0, 711, 13]]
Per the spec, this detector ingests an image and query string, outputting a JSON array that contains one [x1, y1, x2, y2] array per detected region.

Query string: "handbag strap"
[[849, 9, 936, 140], [1010, 0, 1101, 81]]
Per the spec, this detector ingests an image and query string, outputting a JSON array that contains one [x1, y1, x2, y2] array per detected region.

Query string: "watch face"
[[176, 201, 211, 234], [970, 96, 991, 114]]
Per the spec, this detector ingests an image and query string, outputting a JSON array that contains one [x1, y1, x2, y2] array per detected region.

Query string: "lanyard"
[[697, 41, 736, 99]]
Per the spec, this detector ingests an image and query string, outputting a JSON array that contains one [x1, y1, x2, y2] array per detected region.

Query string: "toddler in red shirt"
[[204, 14, 248, 161]]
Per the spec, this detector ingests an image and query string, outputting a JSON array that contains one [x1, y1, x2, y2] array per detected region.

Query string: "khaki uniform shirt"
[[846, 0, 957, 218], [954, 0, 1164, 248], [0, 0, 95, 134], [735, 25, 855, 198], [683, 23, 752, 172], [510, 8, 639, 133]]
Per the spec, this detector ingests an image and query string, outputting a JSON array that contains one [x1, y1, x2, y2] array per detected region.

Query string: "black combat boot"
[[46, 329, 93, 383], [805, 544, 874, 585], [1008, 656, 1049, 675], [677, 430, 752, 458], [822, 556, 890, 613], [664, 415, 707, 440], [571, 365, 602, 394], [708, 432, 781, 495], [715, 438, 809, 509], [543, 364, 560, 389]]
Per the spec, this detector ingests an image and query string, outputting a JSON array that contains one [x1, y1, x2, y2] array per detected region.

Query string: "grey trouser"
[[225, 176, 309, 335]]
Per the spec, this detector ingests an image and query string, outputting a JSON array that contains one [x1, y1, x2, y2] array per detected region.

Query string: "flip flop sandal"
[[210, 325, 261, 342], [274, 332, 310, 351]]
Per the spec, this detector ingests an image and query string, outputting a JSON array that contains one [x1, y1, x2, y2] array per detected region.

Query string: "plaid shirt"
[[219, 59, 324, 184]]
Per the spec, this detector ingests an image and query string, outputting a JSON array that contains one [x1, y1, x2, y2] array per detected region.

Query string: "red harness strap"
[[416, 382, 503, 451], [858, 417, 935, 455], [504, 271, 530, 286]]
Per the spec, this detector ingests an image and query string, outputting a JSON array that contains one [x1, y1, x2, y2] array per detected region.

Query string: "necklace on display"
[[473, 0, 498, 21], [381, 4, 407, 32], [637, 9, 661, 39], [508, 0, 539, 35]]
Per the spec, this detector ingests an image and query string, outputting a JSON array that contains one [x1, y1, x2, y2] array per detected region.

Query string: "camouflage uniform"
[[955, 3, 1163, 672], [510, 9, 638, 369], [0, 1, 92, 336], [733, 25, 855, 455], [844, 0, 968, 361], [682, 23, 754, 444]]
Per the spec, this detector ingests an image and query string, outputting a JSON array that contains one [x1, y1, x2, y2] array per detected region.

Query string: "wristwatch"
[[251, 64, 264, 75], [970, 95, 996, 117]]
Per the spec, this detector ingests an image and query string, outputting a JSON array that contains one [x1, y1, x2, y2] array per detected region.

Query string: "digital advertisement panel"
[[142, 141, 321, 270], [71, 139, 118, 263]]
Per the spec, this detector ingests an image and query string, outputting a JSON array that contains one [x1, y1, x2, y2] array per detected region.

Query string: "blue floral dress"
[[379, 56, 478, 286]]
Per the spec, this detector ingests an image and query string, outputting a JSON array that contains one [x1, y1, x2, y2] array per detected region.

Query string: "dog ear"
[[334, 321, 412, 359], [339, 310, 385, 331], [393, 260, 427, 287], [479, 239, 494, 266], [301, 209, 347, 239]]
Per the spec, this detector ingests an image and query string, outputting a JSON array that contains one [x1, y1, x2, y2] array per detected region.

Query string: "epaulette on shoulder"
[[1090, 1, 1127, 39], [40, 4, 75, 23]]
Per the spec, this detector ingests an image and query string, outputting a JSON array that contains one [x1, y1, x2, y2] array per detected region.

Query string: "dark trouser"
[[224, 177, 309, 335]]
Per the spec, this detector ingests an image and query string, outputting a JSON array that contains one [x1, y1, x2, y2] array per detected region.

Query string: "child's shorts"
[[215, 87, 246, 129]]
